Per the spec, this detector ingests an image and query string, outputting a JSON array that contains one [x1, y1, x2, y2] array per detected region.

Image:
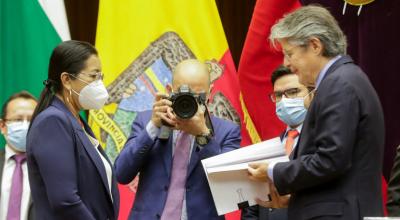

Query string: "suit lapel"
[[187, 138, 220, 178], [0, 149, 4, 197], [319, 55, 353, 84], [51, 98, 113, 206], [161, 137, 174, 178], [291, 135, 300, 160], [187, 116, 221, 177], [96, 144, 119, 216], [187, 143, 201, 178], [292, 98, 315, 160], [279, 131, 286, 141], [75, 128, 112, 201], [110, 174, 119, 216], [161, 131, 198, 179]]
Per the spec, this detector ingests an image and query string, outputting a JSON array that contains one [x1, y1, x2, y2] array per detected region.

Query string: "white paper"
[[202, 137, 289, 215]]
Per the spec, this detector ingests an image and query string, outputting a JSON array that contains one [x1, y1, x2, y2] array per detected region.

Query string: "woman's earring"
[[66, 89, 72, 104]]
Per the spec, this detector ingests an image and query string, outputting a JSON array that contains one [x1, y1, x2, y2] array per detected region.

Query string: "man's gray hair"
[[269, 5, 347, 57]]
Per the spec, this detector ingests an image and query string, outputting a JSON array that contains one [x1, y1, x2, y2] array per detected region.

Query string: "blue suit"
[[274, 56, 384, 219], [114, 110, 241, 220], [26, 97, 119, 220]]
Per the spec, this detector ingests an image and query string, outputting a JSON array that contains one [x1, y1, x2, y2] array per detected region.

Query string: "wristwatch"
[[195, 129, 212, 146]]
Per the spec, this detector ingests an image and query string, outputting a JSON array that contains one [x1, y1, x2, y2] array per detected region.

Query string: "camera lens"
[[172, 94, 198, 119]]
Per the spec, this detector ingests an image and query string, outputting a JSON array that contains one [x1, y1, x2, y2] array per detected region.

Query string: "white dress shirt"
[[0, 145, 31, 220], [146, 121, 195, 220], [85, 132, 113, 202]]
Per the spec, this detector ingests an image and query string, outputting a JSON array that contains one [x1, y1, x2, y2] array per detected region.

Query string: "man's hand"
[[151, 93, 176, 128], [248, 162, 270, 182], [175, 104, 209, 136], [256, 182, 290, 209]]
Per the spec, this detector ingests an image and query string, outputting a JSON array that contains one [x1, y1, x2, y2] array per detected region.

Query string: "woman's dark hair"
[[30, 40, 98, 125]]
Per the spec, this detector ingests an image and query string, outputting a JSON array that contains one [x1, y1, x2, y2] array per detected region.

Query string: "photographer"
[[114, 59, 241, 220]]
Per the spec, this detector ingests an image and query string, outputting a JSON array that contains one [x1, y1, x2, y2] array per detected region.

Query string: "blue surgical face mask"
[[6, 121, 29, 152], [276, 96, 307, 127]]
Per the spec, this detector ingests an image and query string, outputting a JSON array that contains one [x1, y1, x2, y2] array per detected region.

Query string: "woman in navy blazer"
[[26, 40, 119, 220]]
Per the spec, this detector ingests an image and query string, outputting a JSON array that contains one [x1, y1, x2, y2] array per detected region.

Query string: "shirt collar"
[[315, 55, 342, 89], [5, 144, 18, 162]]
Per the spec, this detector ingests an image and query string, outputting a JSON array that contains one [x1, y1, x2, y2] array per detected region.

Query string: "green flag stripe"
[[0, 0, 64, 148]]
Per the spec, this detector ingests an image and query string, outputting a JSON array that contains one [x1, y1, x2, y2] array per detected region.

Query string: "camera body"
[[168, 84, 206, 119], [159, 84, 214, 144]]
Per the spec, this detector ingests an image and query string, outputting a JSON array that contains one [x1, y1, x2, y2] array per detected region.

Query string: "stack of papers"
[[201, 137, 289, 215]]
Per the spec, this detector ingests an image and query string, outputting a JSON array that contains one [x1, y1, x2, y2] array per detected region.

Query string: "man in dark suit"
[[114, 59, 241, 220], [0, 91, 37, 219], [386, 145, 400, 216], [248, 5, 385, 220], [242, 66, 314, 220]]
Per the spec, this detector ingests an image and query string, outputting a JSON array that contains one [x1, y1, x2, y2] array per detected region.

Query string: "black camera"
[[158, 84, 214, 141], [168, 85, 206, 119]]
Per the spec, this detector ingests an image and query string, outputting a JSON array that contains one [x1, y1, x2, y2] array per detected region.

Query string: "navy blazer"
[[114, 110, 241, 220], [273, 56, 385, 220], [26, 97, 119, 220]]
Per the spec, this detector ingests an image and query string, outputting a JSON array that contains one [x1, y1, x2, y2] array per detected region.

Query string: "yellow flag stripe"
[[240, 92, 261, 144], [145, 68, 166, 94]]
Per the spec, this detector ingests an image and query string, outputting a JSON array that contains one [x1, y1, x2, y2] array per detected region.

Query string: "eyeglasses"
[[283, 44, 307, 61], [306, 86, 316, 93], [3, 118, 31, 123], [269, 88, 302, 103], [78, 71, 104, 81]]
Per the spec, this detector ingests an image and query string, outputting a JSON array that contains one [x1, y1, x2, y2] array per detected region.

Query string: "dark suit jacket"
[[241, 131, 289, 220], [242, 207, 288, 220], [273, 55, 385, 220], [387, 145, 400, 216], [0, 149, 35, 219], [26, 97, 119, 220], [114, 110, 241, 220]]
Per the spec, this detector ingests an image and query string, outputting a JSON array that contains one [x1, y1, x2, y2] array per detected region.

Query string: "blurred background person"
[[26, 40, 119, 220], [0, 91, 37, 220]]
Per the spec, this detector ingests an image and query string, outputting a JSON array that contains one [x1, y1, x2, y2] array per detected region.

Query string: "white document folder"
[[201, 137, 289, 215]]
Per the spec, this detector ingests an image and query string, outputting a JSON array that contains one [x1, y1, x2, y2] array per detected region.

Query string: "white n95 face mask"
[[6, 121, 29, 152], [72, 79, 109, 110]]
